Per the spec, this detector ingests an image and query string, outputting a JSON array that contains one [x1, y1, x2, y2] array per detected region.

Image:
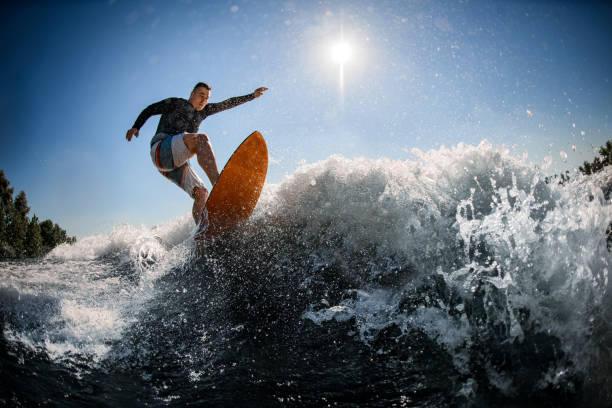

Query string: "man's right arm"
[[126, 98, 176, 141], [132, 98, 176, 130]]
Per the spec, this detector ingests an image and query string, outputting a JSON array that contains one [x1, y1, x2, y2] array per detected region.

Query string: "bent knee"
[[192, 186, 209, 199], [183, 132, 208, 142], [196, 133, 210, 144]]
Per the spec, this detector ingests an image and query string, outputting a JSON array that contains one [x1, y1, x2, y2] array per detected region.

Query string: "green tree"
[[52, 223, 65, 245], [580, 140, 612, 175], [38, 219, 75, 252], [0, 170, 13, 207], [7, 191, 30, 258], [577, 141, 612, 249], [26, 215, 43, 258], [0, 171, 76, 259], [0, 170, 14, 257], [7, 206, 26, 258], [14, 191, 30, 219], [0, 204, 9, 258], [39, 219, 55, 253]]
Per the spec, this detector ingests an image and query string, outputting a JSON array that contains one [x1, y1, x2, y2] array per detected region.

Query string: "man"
[[126, 83, 268, 235]]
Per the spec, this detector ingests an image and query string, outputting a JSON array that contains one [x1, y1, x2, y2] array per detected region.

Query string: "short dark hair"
[[192, 82, 211, 92]]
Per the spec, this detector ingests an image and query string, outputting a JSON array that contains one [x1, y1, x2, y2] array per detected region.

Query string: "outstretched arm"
[[126, 98, 177, 142], [204, 87, 268, 116]]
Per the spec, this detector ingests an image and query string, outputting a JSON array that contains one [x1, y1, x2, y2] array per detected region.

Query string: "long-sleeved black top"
[[132, 94, 255, 146]]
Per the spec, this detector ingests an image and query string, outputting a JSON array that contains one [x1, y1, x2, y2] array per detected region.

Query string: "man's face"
[[189, 87, 210, 111]]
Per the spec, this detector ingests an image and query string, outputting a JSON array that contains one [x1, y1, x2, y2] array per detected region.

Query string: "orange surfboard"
[[204, 131, 268, 237]]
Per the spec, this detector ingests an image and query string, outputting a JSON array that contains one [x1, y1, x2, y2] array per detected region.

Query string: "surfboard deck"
[[200, 131, 268, 238]]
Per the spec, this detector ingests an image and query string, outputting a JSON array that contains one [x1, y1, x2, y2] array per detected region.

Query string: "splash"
[[0, 214, 196, 367], [1, 141, 610, 405], [270, 141, 612, 396]]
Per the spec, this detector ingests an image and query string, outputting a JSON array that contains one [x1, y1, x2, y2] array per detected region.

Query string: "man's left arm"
[[204, 87, 268, 116]]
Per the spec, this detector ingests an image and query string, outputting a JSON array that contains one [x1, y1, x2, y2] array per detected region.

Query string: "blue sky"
[[1, 0, 610, 238]]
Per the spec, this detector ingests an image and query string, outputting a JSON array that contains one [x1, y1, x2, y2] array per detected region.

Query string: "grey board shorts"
[[150, 133, 205, 198]]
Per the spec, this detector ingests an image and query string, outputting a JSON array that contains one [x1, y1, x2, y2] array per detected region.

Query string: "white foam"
[[48, 213, 194, 261], [2, 140, 611, 392], [1, 213, 196, 365], [292, 141, 611, 391]]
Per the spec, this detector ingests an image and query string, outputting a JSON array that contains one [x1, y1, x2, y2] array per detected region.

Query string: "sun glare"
[[331, 41, 352, 65]]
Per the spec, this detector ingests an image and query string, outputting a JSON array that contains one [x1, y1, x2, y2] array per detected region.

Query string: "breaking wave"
[[2, 141, 611, 407]]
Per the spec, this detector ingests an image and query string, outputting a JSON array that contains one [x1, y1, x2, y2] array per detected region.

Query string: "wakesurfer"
[[126, 83, 268, 236]]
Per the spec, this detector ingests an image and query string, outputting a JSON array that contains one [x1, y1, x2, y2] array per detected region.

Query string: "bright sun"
[[330, 41, 352, 65]]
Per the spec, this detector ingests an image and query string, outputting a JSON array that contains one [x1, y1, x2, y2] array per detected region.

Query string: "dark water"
[[1, 144, 611, 407]]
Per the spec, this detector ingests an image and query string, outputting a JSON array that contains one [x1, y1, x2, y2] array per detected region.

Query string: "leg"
[[192, 186, 208, 227], [158, 162, 208, 227], [183, 133, 220, 186], [152, 136, 210, 234]]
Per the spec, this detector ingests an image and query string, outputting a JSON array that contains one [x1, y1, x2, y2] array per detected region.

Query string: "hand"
[[253, 87, 268, 98], [126, 128, 139, 142]]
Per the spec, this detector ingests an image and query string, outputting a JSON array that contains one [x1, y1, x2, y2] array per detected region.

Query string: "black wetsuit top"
[[131, 93, 256, 146]]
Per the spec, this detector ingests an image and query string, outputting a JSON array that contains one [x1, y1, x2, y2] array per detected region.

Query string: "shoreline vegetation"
[[579, 141, 612, 176], [577, 140, 612, 249], [544, 141, 612, 185], [0, 170, 76, 260]]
